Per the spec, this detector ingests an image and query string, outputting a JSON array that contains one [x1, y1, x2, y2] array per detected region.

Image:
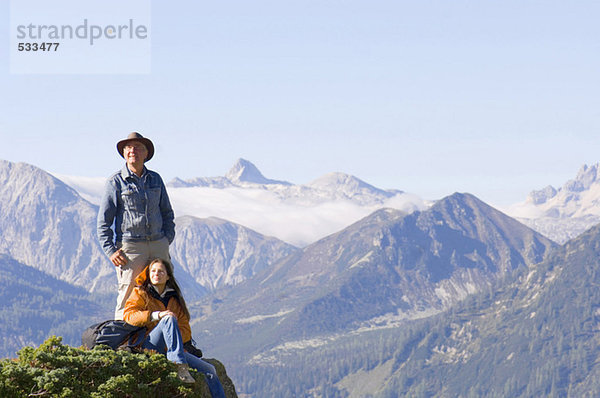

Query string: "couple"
[[96, 133, 224, 396]]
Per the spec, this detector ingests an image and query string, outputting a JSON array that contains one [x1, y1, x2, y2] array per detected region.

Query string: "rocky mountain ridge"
[[0, 160, 114, 292], [169, 158, 416, 207], [171, 215, 298, 292], [170, 158, 291, 188], [0, 160, 297, 295], [230, 221, 600, 396], [3, 156, 598, 396], [369, 217, 600, 395], [508, 162, 600, 243], [194, 192, 556, 367]]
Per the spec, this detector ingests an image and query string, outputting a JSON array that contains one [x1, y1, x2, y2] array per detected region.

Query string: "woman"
[[124, 258, 225, 398]]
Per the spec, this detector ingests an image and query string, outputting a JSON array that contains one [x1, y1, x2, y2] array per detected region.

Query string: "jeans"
[[142, 316, 226, 398]]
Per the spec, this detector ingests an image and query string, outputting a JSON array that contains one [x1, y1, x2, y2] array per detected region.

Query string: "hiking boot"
[[176, 363, 195, 383]]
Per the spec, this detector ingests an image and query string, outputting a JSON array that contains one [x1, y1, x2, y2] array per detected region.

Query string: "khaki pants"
[[114, 237, 170, 320]]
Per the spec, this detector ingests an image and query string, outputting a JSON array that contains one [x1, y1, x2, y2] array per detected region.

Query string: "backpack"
[[82, 320, 146, 350]]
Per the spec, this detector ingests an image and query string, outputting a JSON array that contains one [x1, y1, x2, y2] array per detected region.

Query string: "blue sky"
[[1, 0, 599, 205]]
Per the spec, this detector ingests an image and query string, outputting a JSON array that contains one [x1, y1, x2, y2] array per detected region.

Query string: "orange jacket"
[[123, 270, 191, 343]]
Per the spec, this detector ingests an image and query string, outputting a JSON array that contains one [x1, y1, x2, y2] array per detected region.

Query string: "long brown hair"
[[143, 258, 190, 319]]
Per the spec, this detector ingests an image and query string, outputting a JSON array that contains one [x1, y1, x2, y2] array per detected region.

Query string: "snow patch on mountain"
[[305, 172, 400, 202], [247, 307, 440, 365], [235, 309, 295, 325], [353, 308, 442, 333]]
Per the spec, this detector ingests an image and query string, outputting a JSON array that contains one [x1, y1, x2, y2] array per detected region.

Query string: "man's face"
[[123, 141, 148, 165]]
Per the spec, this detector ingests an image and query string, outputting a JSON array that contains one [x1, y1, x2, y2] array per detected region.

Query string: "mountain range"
[[191, 192, 555, 370], [169, 158, 405, 206], [374, 221, 600, 396], [55, 158, 600, 247], [4, 156, 600, 395], [57, 158, 428, 246], [227, 221, 600, 396], [170, 158, 292, 188], [0, 160, 298, 296]]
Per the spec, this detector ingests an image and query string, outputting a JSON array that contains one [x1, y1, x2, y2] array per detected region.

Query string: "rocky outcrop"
[[201, 358, 238, 398]]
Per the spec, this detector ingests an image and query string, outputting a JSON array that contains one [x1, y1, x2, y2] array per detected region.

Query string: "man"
[[97, 132, 175, 320]]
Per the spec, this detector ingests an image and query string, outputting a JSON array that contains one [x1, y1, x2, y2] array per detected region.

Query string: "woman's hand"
[[159, 310, 177, 320]]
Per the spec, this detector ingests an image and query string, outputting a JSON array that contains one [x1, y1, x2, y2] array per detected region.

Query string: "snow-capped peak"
[[569, 163, 600, 192], [507, 162, 600, 244], [307, 172, 400, 199], [225, 158, 289, 185], [525, 163, 600, 206], [51, 158, 427, 246]]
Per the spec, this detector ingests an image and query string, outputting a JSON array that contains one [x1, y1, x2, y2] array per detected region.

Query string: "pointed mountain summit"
[[164, 158, 426, 225], [225, 158, 290, 185], [527, 163, 600, 206]]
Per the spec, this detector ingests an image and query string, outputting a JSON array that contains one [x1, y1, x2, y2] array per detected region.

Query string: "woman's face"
[[149, 262, 170, 287]]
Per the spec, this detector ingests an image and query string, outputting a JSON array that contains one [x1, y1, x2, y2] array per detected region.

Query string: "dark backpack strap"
[[82, 320, 113, 349]]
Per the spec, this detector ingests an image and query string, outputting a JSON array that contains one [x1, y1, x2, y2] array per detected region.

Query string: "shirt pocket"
[[146, 187, 162, 210], [121, 189, 139, 209]]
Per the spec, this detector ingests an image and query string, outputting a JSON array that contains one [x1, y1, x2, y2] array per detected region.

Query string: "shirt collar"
[[120, 164, 147, 180], [151, 284, 175, 298]]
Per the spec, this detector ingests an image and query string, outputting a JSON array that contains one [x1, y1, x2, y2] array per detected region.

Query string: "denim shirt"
[[97, 165, 175, 257]]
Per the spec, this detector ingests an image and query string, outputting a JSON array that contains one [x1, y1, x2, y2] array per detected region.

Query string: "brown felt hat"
[[116, 132, 155, 162]]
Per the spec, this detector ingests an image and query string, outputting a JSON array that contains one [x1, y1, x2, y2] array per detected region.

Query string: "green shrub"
[[0, 336, 207, 397]]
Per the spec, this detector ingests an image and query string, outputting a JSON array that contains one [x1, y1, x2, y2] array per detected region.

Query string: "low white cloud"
[[52, 173, 106, 205], [169, 186, 427, 246], [54, 174, 428, 247], [501, 201, 546, 220]]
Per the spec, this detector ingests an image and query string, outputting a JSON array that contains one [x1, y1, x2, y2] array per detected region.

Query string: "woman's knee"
[[159, 314, 178, 326]]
